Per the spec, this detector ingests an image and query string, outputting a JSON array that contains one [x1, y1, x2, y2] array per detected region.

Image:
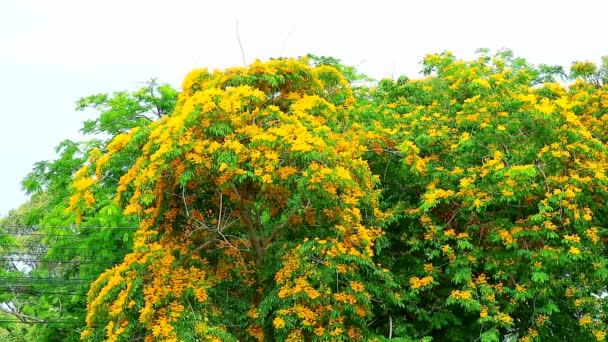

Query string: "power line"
[[1, 250, 126, 257], [1, 282, 89, 288], [0, 252, 130, 260], [0, 258, 121, 265], [0, 246, 131, 252], [0, 225, 138, 230], [0, 226, 140, 330], [2, 280, 84, 285], [0, 290, 87, 296], [0, 232, 134, 238], [2, 283, 86, 288], [0, 276, 94, 282], [0, 320, 84, 325]]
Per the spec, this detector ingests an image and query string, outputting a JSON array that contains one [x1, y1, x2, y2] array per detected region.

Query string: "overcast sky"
[[0, 0, 606, 215]]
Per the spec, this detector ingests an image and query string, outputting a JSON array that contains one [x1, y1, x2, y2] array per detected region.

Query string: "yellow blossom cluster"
[[69, 52, 608, 340], [409, 276, 434, 289], [450, 290, 473, 300]]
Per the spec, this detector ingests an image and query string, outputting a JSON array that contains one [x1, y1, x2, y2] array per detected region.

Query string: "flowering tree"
[[363, 50, 608, 341], [43, 52, 608, 341], [74, 58, 397, 341]]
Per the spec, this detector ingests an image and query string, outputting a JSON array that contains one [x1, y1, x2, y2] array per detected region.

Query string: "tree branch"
[[235, 20, 247, 66], [0, 306, 45, 323]]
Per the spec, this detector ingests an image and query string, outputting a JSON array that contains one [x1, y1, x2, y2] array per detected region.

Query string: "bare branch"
[[365, 148, 404, 158], [0, 306, 45, 323], [235, 20, 247, 66]]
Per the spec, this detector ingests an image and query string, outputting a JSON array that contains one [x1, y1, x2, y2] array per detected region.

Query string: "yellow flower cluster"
[[494, 312, 513, 324], [450, 290, 473, 300], [273, 317, 286, 329], [278, 277, 321, 299], [333, 292, 358, 305], [409, 276, 434, 289]]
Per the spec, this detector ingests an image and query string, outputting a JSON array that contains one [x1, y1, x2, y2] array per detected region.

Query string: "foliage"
[[73, 58, 398, 341], [0, 80, 178, 341], [70, 53, 608, 341], [364, 50, 608, 341], [77, 79, 178, 137], [4, 51, 608, 341]]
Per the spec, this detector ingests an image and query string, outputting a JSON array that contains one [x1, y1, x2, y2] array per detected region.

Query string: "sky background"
[[0, 0, 606, 215]]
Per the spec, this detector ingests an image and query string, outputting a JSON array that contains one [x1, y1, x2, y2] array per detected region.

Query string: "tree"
[[74, 58, 398, 341], [7, 51, 608, 341], [362, 50, 608, 340], [0, 80, 178, 341]]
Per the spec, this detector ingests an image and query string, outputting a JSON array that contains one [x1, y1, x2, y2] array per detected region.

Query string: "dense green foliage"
[[0, 81, 178, 341], [2, 51, 608, 341]]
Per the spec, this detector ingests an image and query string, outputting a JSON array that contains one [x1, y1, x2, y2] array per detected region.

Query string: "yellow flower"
[[459, 176, 475, 188], [501, 189, 514, 197], [247, 308, 259, 318], [583, 207, 593, 221], [304, 287, 321, 299], [83, 190, 96, 208], [586, 227, 600, 244], [579, 315, 592, 326], [80, 330, 91, 339], [273, 317, 286, 329], [450, 290, 472, 300], [563, 234, 581, 243], [73, 176, 96, 191], [495, 312, 513, 324], [350, 281, 365, 292], [329, 327, 343, 337], [536, 314, 548, 326], [410, 276, 434, 289]]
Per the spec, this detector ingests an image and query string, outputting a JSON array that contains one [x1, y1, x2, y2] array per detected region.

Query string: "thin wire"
[[1, 229, 135, 315], [0, 320, 84, 324], [1, 250, 127, 256], [1, 250, 126, 256], [0, 290, 87, 296], [1, 277, 91, 283], [1, 282, 90, 287], [0, 224, 138, 230], [2, 284, 87, 289], [0, 246, 132, 252], [0, 232, 134, 237], [0, 258, 121, 265], [0, 226, 136, 327], [0, 235, 130, 241], [0, 276, 94, 282]]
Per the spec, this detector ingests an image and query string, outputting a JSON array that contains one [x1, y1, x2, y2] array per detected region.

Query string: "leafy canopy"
[[3, 51, 608, 342]]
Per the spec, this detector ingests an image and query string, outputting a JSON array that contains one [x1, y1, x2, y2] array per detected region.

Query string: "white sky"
[[1, 0, 606, 215]]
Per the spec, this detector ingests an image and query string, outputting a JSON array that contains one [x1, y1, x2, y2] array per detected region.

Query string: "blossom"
[[272, 317, 286, 329], [409, 276, 434, 289], [450, 290, 473, 300], [350, 281, 365, 292]]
